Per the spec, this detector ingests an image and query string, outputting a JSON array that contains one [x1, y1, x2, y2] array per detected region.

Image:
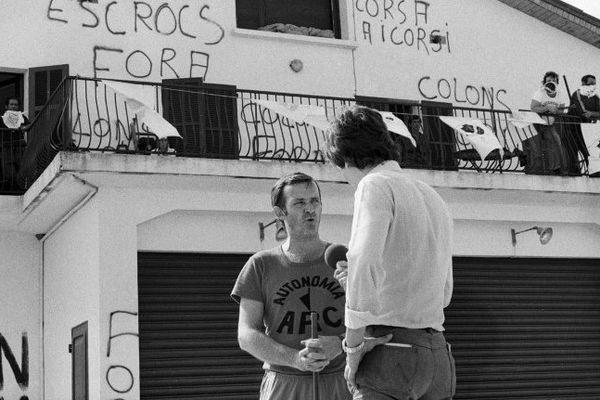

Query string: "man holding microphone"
[[232, 172, 392, 399], [326, 106, 456, 400]]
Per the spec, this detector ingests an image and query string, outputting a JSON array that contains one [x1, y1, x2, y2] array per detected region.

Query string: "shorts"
[[260, 369, 352, 400], [353, 326, 456, 400]]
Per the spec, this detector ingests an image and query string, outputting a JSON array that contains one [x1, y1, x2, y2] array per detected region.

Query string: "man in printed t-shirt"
[[232, 172, 369, 400]]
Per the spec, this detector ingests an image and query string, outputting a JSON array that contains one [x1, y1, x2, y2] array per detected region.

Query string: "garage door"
[[139, 254, 600, 399], [446, 257, 600, 400], [138, 252, 262, 399]]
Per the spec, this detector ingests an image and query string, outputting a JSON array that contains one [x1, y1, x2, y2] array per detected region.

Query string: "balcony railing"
[[1, 76, 593, 195]]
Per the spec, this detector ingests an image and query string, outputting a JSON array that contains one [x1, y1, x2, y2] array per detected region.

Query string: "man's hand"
[[344, 334, 393, 391], [295, 344, 329, 372], [301, 335, 343, 361], [334, 261, 348, 291]]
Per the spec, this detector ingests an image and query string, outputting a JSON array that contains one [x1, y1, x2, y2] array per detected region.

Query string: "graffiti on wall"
[[355, 0, 452, 54], [105, 311, 138, 399], [47, 0, 225, 80], [0, 333, 29, 400], [418, 75, 510, 110]]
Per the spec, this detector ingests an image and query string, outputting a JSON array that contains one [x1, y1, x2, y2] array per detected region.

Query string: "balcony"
[[0, 76, 594, 196]]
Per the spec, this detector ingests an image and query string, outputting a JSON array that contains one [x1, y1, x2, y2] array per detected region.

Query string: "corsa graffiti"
[[356, 0, 452, 54]]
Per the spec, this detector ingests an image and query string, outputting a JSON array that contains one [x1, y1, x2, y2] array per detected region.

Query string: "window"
[[236, 0, 341, 39]]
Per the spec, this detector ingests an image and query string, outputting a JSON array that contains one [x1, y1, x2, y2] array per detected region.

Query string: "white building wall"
[[43, 201, 101, 400], [351, 0, 600, 110], [0, 0, 356, 97], [0, 232, 40, 400], [2, 0, 599, 109]]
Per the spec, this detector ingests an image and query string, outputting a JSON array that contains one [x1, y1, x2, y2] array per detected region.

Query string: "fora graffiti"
[[46, 0, 225, 80], [106, 311, 138, 399], [0, 333, 29, 400]]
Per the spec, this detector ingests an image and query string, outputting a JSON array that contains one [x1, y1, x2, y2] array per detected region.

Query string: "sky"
[[561, 0, 600, 19]]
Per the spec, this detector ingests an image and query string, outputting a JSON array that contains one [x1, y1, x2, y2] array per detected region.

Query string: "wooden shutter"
[[446, 257, 600, 399], [138, 252, 262, 400], [28, 64, 69, 119], [71, 321, 89, 400], [421, 100, 457, 170], [162, 80, 239, 158], [201, 83, 239, 159]]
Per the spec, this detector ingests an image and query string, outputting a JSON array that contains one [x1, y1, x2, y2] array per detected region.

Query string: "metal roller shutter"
[[139, 254, 600, 399], [446, 258, 600, 400], [138, 252, 262, 400]]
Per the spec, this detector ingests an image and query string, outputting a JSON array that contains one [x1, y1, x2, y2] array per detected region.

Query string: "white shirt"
[[345, 161, 453, 331], [532, 87, 568, 125]]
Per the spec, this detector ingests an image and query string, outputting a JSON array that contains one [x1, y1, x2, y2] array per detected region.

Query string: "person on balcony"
[[569, 74, 600, 123], [0, 97, 29, 187], [530, 71, 569, 175], [564, 74, 598, 173], [325, 106, 455, 400], [0, 97, 30, 132], [232, 172, 384, 400]]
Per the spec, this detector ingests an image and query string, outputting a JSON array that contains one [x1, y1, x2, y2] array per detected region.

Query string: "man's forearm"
[[238, 327, 299, 369]]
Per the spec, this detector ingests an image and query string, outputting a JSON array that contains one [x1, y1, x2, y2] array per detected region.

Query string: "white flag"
[[378, 111, 417, 147], [1, 110, 24, 129], [103, 81, 181, 139], [439, 116, 502, 160], [507, 109, 548, 129], [253, 99, 331, 131], [581, 123, 600, 175]]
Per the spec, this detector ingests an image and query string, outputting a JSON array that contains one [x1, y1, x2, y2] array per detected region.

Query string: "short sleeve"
[[231, 256, 264, 304]]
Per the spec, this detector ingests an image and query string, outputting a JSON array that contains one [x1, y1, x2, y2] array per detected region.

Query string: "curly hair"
[[325, 105, 399, 169], [542, 71, 559, 84]]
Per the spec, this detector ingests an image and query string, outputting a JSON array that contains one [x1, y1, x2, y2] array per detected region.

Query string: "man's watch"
[[342, 338, 365, 354]]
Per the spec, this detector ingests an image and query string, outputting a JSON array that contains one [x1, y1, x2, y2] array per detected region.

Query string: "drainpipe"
[[36, 173, 98, 400]]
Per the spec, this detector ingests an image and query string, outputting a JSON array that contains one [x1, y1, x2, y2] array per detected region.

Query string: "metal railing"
[[0, 128, 27, 194], [2, 76, 594, 195]]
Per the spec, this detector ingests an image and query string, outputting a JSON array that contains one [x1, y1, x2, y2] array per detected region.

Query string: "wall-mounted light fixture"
[[511, 226, 553, 247], [259, 219, 287, 242]]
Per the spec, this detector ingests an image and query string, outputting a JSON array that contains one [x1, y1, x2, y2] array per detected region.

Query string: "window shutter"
[[162, 79, 239, 159], [28, 64, 69, 118], [421, 100, 458, 170]]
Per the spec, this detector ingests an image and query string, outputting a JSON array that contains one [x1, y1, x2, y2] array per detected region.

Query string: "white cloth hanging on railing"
[[439, 116, 503, 160], [378, 111, 417, 147], [252, 99, 331, 131], [507, 109, 548, 129], [103, 80, 181, 139], [581, 123, 600, 175], [253, 99, 416, 146]]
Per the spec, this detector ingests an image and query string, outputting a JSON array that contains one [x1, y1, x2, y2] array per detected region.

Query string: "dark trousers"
[[353, 326, 455, 400]]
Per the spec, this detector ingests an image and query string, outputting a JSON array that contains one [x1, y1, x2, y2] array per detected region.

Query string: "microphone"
[[324, 244, 348, 270]]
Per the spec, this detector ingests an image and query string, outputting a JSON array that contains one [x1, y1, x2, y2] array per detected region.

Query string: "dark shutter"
[[421, 100, 457, 170], [138, 252, 262, 400], [28, 64, 69, 119], [202, 83, 239, 158], [446, 257, 600, 399], [162, 79, 239, 158], [71, 321, 89, 400]]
